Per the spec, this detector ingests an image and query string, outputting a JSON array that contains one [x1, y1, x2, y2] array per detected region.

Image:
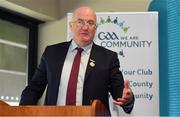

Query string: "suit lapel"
[[51, 41, 71, 105], [55, 42, 71, 81], [84, 43, 98, 83]]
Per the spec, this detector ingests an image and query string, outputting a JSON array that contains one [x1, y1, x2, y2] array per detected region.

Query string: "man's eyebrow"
[[76, 19, 95, 21]]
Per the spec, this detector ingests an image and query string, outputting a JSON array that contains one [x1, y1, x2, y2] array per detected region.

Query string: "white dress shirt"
[[57, 40, 92, 105]]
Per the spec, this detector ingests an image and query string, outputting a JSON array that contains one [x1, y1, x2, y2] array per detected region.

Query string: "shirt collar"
[[70, 40, 93, 54]]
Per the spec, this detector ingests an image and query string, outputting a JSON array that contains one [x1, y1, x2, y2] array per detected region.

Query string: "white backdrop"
[[67, 12, 159, 116]]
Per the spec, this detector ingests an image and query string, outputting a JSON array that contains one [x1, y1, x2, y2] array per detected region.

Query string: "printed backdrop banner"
[[67, 12, 159, 116]]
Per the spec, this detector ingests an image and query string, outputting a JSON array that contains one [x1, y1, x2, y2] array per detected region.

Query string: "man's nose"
[[82, 24, 89, 30]]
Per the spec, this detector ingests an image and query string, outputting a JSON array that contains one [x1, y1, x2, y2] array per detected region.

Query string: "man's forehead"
[[73, 13, 96, 21]]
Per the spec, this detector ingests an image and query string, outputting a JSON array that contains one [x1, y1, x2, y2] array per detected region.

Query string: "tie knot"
[[77, 48, 83, 53]]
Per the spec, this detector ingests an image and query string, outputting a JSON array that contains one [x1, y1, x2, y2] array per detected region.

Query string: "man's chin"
[[80, 37, 91, 42], [80, 39, 92, 46]]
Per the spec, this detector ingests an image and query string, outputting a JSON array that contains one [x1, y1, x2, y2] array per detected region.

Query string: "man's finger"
[[117, 98, 128, 103], [113, 98, 128, 106], [124, 80, 129, 89], [113, 100, 124, 105]]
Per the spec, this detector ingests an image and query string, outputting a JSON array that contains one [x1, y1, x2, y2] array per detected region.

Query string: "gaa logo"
[[98, 32, 119, 40]]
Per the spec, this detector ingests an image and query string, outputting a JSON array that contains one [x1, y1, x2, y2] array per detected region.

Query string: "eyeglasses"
[[71, 19, 96, 28]]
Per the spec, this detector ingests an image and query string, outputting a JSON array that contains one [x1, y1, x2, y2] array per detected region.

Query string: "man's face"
[[70, 7, 97, 47]]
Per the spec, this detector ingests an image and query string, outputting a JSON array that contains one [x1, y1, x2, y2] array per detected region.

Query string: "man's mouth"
[[80, 32, 89, 36]]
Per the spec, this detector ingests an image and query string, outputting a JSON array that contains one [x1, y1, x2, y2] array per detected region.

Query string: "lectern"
[[0, 100, 109, 116]]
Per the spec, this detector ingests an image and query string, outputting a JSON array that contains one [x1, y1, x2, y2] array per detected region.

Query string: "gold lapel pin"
[[90, 62, 95, 67], [89, 59, 95, 67]]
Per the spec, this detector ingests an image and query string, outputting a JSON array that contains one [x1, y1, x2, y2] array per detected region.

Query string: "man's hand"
[[113, 80, 133, 106]]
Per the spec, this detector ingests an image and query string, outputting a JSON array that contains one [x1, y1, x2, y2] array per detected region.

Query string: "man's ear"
[[94, 25, 97, 29], [69, 22, 73, 30]]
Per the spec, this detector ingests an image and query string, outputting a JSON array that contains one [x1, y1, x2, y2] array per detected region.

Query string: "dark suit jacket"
[[20, 41, 134, 114]]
